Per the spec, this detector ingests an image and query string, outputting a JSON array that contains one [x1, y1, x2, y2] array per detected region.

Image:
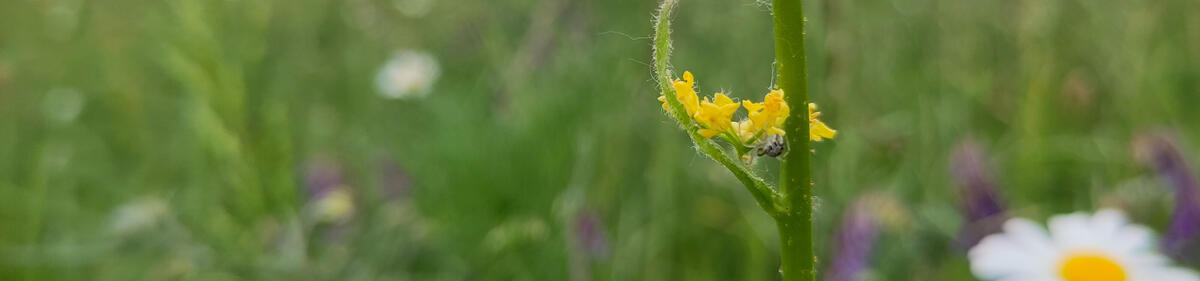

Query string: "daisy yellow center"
[[1059, 254, 1126, 281]]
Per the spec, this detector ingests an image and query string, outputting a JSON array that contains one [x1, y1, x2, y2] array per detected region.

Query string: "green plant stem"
[[772, 0, 816, 279]]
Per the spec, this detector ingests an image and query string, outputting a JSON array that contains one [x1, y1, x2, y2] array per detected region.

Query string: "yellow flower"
[[658, 71, 701, 117], [732, 120, 756, 142], [809, 103, 836, 141], [656, 72, 835, 144], [695, 93, 739, 138], [314, 188, 354, 223], [742, 89, 790, 138], [763, 90, 790, 135], [739, 90, 836, 143]]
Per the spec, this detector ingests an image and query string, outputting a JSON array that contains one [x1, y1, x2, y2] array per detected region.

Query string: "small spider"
[[756, 134, 787, 157]]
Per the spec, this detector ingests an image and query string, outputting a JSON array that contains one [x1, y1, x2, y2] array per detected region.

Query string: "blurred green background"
[[3, 0, 1200, 280]]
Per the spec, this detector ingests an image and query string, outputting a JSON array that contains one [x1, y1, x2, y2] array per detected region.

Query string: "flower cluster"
[[658, 71, 836, 154]]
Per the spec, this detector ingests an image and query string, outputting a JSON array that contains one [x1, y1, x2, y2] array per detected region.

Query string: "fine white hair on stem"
[[755, 0, 773, 13]]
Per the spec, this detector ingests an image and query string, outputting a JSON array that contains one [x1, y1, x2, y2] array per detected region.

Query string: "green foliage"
[[1, 0, 1199, 280]]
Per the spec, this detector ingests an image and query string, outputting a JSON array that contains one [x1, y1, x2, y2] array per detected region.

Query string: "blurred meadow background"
[[3, 0, 1200, 280]]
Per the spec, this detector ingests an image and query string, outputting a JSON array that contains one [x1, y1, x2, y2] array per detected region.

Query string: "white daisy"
[[969, 209, 1200, 281], [375, 50, 440, 100]]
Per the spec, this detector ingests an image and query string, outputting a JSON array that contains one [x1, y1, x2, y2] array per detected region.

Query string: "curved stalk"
[[652, 0, 783, 216]]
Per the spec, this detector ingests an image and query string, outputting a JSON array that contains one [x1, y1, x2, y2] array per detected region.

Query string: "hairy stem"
[[652, 0, 782, 215], [773, 0, 816, 279]]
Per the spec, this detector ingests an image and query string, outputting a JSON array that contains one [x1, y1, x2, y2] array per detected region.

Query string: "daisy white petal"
[[968, 209, 1199, 281], [1049, 212, 1098, 248], [1090, 209, 1128, 239]]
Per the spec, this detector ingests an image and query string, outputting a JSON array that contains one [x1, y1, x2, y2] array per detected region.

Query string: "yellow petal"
[[810, 120, 837, 141], [764, 89, 783, 100], [742, 101, 764, 112], [714, 93, 734, 105], [672, 72, 701, 116], [719, 102, 739, 114], [766, 90, 785, 102], [732, 121, 751, 141], [750, 112, 768, 128], [699, 128, 720, 138], [767, 127, 786, 136], [700, 99, 721, 113], [658, 96, 669, 110]]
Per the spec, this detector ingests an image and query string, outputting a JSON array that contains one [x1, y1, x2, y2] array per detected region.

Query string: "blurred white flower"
[[42, 88, 84, 124], [45, 0, 82, 41], [109, 197, 169, 236], [394, 0, 433, 17], [375, 50, 440, 99], [969, 209, 1199, 281]]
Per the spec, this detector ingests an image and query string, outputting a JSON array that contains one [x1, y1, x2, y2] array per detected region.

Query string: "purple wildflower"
[[303, 156, 354, 227], [574, 210, 610, 260], [1135, 133, 1200, 259], [825, 197, 880, 281], [377, 157, 413, 202], [305, 156, 344, 201], [950, 140, 1007, 248]]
